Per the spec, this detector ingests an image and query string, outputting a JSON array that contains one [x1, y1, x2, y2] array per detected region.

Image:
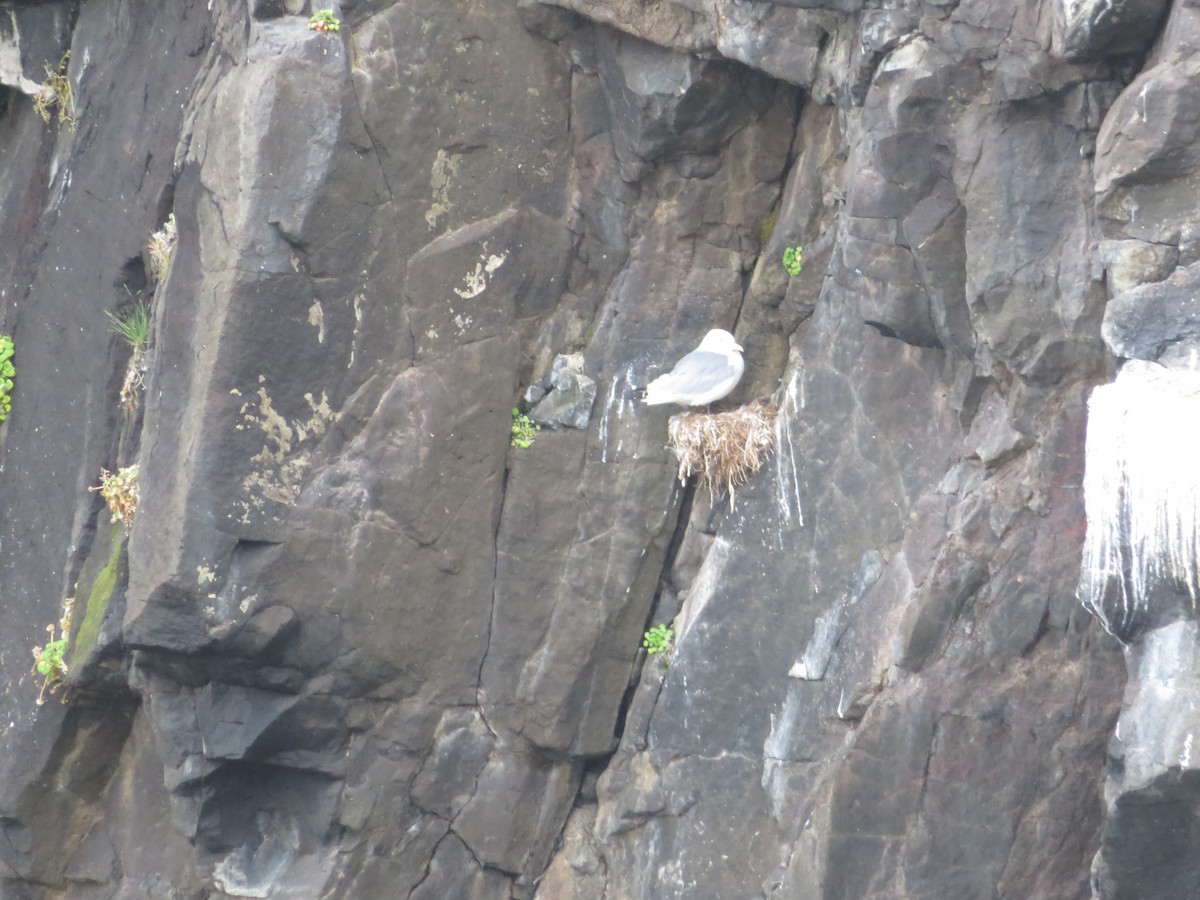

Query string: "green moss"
[[569, 321, 599, 353], [759, 205, 779, 246], [69, 524, 124, 670]]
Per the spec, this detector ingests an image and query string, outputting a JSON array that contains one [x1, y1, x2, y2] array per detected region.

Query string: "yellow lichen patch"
[[304, 391, 335, 425], [667, 400, 778, 504], [308, 300, 326, 343], [246, 388, 295, 457], [452, 249, 508, 300], [237, 386, 340, 518], [425, 148, 461, 230]]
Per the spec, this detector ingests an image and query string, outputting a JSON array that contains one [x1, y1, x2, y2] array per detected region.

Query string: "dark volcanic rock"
[[1103, 261, 1200, 363], [1095, 621, 1200, 900], [1053, 0, 1171, 59], [595, 26, 776, 179], [528, 352, 598, 429], [0, 0, 1182, 897]]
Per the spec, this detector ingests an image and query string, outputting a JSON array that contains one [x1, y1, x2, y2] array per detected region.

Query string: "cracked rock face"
[[0, 0, 1194, 897]]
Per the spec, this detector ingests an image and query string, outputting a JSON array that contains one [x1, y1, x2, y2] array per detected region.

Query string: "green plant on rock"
[[308, 10, 341, 32], [32, 52, 76, 132], [90, 464, 139, 530], [147, 214, 177, 283], [0, 334, 13, 423], [106, 300, 152, 411], [106, 300, 151, 351], [643, 624, 674, 657], [32, 599, 73, 706], [511, 408, 539, 449], [782, 245, 803, 277]]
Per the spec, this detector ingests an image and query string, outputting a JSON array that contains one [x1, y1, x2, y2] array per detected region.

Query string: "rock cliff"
[[0, 0, 1193, 897]]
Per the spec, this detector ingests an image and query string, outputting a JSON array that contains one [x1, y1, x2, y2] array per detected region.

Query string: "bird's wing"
[[662, 350, 737, 386], [645, 350, 740, 403]]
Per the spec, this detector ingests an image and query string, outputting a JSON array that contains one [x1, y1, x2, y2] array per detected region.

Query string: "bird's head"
[[699, 329, 743, 354]]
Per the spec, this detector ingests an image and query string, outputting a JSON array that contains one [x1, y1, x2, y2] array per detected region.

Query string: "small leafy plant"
[[32, 599, 72, 705], [0, 334, 13, 423], [106, 301, 152, 411], [308, 10, 341, 32], [511, 408, 539, 449], [782, 245, 803, 276], [147, 214, 177, 283], [643, 624, 674, 657], [90, 465, 139, 530], [32, 52, 76, 132]]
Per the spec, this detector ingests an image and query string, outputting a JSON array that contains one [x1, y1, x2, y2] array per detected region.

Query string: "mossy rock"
[[68, 523, 125, 672]]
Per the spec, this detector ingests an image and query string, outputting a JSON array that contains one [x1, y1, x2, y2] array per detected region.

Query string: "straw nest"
[[667, 400, 778, 502]]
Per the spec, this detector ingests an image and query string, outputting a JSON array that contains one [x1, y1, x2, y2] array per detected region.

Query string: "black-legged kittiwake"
[[643, 329, 744, 406]]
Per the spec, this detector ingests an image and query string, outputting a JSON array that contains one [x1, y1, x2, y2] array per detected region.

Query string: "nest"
[[667, 400, 778, 502]]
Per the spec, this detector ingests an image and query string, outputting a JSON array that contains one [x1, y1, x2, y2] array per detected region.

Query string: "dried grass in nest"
[[668, 400, 778, 504]]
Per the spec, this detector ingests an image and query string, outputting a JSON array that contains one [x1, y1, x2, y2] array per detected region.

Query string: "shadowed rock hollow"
[[0, 0, 1194, 897]]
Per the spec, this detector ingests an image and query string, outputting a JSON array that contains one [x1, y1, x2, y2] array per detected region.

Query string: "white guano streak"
[[1080, 360, 1200, 636], [773, 368, 805, 529]]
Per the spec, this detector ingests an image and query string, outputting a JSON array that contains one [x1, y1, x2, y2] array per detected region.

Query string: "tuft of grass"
[[308, 10, 341, 32], [32, 598, 73, 706], [32, 52, 75, 132], [106, 301, 152, 411], [147, 214, 177, 283], [90, 465, 139, 531], [667, 400, 778, 504], [106, 300, 151, 351], [511, 407, 540, 449], [0, 334, 13, 423]]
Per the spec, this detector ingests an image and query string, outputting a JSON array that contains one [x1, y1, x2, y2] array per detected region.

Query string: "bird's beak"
[[734, 342, 744, 353]]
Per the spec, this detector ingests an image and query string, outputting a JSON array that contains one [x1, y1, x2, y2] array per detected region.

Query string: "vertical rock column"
[[1082, 0, 1200, 894]]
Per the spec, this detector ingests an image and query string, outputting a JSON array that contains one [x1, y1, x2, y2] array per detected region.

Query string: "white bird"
[[643, 329, 745, 406]]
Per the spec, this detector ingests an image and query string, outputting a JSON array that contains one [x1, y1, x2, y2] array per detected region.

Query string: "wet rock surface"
[[0, 0, 1194, 897]]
